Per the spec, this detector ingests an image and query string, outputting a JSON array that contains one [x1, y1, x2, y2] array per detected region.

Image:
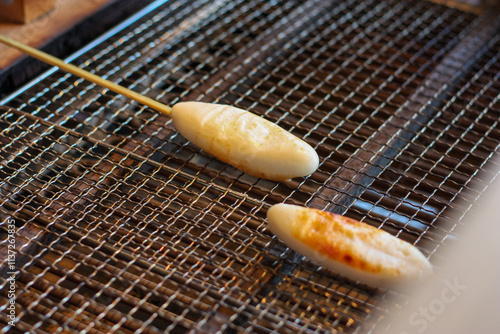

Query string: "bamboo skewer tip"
[[0, 34, 172, 117]]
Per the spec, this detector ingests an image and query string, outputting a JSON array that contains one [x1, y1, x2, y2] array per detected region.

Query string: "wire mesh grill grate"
[[1, 0, 499, 332]]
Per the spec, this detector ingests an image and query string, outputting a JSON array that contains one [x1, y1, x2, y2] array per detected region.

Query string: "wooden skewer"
[[0, 34, 172, 117]]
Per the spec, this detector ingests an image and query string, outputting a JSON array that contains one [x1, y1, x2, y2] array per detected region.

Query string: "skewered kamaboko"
[[0, 34, 319, 181], [171, 102, 319, 181], [267, 204, 433, 287]]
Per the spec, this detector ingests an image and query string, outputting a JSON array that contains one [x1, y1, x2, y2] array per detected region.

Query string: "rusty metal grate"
[[1, 0, 499, 332]]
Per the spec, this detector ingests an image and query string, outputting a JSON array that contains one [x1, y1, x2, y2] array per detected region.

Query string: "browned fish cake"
[[267, 203, 432, 287]]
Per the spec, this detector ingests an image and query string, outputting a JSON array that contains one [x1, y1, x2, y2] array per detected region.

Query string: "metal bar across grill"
[[0, 0, 499, 333]]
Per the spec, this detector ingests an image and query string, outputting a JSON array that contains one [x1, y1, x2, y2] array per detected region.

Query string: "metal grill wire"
[[0, 0, 499, 332]]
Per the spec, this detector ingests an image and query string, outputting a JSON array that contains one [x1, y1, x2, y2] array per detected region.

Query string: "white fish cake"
[[267, 203, 432, 287], [171, 102, 319, 181]]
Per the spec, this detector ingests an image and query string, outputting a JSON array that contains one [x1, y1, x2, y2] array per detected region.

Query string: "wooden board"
[[0, 0, 57, 24], [0, 0, 117, 70]]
